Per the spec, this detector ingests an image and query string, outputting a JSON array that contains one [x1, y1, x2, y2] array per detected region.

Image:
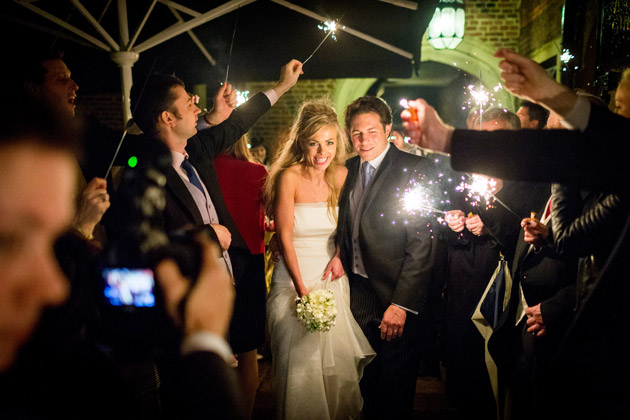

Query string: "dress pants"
[[349, 271, 421, 419]]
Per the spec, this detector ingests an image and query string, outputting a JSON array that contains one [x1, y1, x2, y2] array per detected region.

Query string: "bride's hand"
[[323, 256, 345, 281], [296, 284, 310, 298]]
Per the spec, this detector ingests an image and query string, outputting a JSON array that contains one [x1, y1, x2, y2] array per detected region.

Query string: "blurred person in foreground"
[[0, 100, 243, 419], [0, 102, 77, 373]]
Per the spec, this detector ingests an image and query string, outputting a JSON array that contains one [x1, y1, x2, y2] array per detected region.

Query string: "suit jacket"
[[337, 146, 437, 313], [449, 104, 630, 192], [160, 92, 271, 250]]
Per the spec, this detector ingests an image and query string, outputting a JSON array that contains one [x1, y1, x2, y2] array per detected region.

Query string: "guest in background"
[[249, 135, 269, 168], [516, 100, 549, 129], [214, 134, 269, 418]]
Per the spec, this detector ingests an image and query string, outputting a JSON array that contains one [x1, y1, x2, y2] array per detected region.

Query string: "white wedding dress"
[[267, 203, 375, 420]]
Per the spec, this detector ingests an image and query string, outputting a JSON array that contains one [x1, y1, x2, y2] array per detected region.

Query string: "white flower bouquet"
[[296, 289, 337, 333]]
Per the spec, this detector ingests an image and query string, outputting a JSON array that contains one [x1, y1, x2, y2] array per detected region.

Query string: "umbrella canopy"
[[2, 0, 439, 90]]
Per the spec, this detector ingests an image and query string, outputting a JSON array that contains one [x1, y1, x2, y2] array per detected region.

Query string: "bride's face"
[[304, 124, 337, 172]]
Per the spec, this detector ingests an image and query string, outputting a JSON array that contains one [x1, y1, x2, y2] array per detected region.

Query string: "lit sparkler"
[[560, 49, 574, 64], [468, 84, 490, 128], [456, 174, 498, 208], [303, 20, 343, 65], [235, 90, 249, 107], [403, 185, 446, 215], [400, 99, 418, 122]]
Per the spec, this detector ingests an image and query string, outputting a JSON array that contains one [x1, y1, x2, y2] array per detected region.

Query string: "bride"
[[264, 100, 375, 420]]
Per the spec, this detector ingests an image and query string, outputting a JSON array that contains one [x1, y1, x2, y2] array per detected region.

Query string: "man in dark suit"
[[129, 59, 302, 409], [333, 96, 437, 419]]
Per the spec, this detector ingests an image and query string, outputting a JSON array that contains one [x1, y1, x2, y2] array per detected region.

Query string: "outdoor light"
[[427, 0, 465, 50]]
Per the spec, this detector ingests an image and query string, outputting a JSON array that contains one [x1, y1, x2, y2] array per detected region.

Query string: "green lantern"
[[427, 0, 465, 50]]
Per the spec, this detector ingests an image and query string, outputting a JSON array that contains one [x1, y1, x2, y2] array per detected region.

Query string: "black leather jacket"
[[551, 183, 628, 311]]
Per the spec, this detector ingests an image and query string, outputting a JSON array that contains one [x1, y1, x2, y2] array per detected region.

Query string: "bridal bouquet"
[[296, 289, 337, 333]]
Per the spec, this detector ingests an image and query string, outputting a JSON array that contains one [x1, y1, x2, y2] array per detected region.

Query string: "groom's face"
[[349, 112, 391, 162]]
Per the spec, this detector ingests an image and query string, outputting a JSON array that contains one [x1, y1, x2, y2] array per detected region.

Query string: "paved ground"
[[252, 355, 458, 419]]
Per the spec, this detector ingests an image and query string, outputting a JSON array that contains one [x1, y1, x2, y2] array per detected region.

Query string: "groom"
[[334, 96, 437, 419]]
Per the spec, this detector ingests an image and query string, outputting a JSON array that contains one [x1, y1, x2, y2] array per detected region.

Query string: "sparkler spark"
[[560, 49, 574, 64], [456, 174, 498, 208], [318, 20, 339, 41], [403, 185, 446, 215], [468, 84, 490, 108], [235, 90, 249, 107], [303, 20, 343, 65]]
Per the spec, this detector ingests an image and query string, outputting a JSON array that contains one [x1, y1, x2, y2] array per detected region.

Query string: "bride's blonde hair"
[[264, 99, 348, 222]]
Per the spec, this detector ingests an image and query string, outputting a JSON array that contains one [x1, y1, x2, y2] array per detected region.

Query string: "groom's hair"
[[344, 96, 392, 130]]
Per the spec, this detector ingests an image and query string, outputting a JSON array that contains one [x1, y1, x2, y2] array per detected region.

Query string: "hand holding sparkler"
[[272, 59, 303, 97], [521, 215, 548, 248], [494, 48, 577, 117], [401, 99, 454, 154], [203, 83, 237, 127], [445, 210, 466, 233], [465, 213, 488, 237], [400, 99, 418, 122]]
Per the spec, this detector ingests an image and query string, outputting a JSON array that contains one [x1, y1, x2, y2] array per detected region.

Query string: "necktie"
[[362, 161, 374, 188], [181, 159, 205, 194]]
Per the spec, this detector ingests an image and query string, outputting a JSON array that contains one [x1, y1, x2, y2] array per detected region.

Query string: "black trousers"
[[348, 271, 422, 420]]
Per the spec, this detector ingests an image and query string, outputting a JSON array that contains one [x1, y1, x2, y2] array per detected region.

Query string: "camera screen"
[[103, 268, 156, 307]]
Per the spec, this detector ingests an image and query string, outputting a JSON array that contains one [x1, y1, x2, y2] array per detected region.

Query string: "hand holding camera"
[[155, 237, 234, 338]]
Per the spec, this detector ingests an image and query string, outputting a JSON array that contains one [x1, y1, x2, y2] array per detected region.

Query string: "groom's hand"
[[379, 305, 407, 341], [323, 254, 344, 281]]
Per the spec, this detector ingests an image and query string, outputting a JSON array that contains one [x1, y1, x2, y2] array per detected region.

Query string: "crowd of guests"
[[0, 44, 629, 420]]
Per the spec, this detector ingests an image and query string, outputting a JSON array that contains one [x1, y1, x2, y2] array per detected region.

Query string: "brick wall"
[[77, 94, 125, 131], [464, 0, 521, 51], [244, 79, 338, 162], [519, 0, 564, 57]]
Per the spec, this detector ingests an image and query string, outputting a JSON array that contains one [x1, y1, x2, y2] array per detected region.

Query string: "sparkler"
[[400, 99, 418, 122], [456, 174, 498, 209], [468, 84, 490, 128], [560, 48, 574, 64], [403, 185, 446, 215], [224, 6, 240, 84], [104, 56, 158, 179], [235, 90, 250, 107], [456, 174, 521, 220], [303, 20, 343, 65]]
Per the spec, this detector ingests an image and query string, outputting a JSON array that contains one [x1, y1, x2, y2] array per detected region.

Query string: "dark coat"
[[337, 145, 438, 313]]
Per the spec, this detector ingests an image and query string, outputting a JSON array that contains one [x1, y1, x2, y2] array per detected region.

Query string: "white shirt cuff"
[[181, 331, 233, 363], [561, 95, 590, 132], [264, 88, 279, 106], [393, 303, 418, 315], [196, 117, 211, 130]]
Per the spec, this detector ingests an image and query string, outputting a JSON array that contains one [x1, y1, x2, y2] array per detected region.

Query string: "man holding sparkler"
[[130, 59, 302, 413], [333, 96, 438, 419]]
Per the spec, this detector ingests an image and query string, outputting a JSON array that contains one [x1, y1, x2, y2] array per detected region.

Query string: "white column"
[[110, 51, 139, 124]]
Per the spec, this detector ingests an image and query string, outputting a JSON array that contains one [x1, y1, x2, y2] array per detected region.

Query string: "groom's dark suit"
[[337, 145, 437, 419]]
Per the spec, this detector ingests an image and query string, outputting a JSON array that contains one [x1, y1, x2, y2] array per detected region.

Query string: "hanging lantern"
[[427, 0, 465, 50]]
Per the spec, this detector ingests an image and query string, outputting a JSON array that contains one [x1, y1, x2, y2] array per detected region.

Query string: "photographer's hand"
[[156, 240, 234, 337]]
